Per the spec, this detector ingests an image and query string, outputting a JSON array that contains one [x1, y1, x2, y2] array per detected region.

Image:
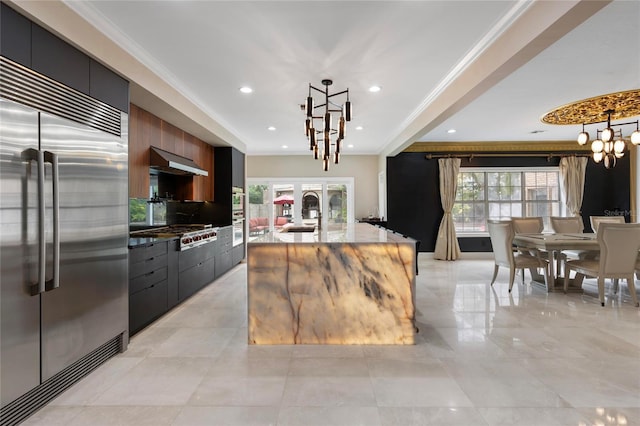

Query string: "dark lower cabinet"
[[215, 226, 233, 278], [232, 244, 244, 266], [178, 241, 216, 302], [179, 260, 215, 301], [128, 226, 243, 335], [130, 281, 168, 334], [129, 241, 169, 335]]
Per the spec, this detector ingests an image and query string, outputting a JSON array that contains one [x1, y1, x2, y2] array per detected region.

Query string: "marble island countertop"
[[247, 222, 417, 345], [249, 222, 416, 244]]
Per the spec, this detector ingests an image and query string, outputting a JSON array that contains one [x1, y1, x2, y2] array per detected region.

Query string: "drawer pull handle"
[[145, 271, 155, 276], [145, 257, 155, 262]]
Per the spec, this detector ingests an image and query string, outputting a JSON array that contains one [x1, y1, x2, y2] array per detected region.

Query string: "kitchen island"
[[247, 223, 417, 345]]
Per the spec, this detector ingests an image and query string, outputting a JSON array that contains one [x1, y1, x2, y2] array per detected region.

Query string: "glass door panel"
[[327, 183, 347, 224], [301, 183, 322, 226], [247, 183, 269, 241], [273, 184, 293, 229]]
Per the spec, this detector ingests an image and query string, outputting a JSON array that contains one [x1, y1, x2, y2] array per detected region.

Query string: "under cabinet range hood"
[[149, 146, 209, 176]]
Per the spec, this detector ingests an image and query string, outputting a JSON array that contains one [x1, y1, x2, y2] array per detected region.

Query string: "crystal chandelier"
[[304, 79, 352, 171]]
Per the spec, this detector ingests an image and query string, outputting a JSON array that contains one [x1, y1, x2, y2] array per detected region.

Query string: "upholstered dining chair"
[[550, 216, 583, 233], [564, 222, 640, 307], [487, 220, 550, 293], [511, 216, 547, 259], [549, 216, 592, 272], [511, 217, 544, 234], [589, 215, 625, 233]]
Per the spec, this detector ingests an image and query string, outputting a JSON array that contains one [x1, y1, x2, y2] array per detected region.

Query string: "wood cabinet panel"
[[129, 104, 214, 200], [129, 104, 160, 198], [161, 121, 183, 156]]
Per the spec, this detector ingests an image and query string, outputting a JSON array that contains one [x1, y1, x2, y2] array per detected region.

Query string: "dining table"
[[512, 232, 598, 293]]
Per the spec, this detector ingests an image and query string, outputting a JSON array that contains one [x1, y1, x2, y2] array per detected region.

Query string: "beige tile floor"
[[23, 256, 640, 426]]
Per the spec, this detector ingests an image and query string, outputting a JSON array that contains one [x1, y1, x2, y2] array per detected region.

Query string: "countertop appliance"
[[1, 57, 129, 425], [130, 224, 217, 250]]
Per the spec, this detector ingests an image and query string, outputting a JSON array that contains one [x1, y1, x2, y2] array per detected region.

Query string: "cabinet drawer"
[[129, 241, 168, 264], [130, 266, 167, 295], [217, 226, 232, 243], [215, 251, 232, 278], [130, 253, 167, 278], [179, 259, 215, 301], [178, 242, 215, 272], [129, 279, 168, 334]]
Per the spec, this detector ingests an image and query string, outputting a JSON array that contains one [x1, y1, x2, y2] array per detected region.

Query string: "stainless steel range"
[[130, 224, 218, 250]]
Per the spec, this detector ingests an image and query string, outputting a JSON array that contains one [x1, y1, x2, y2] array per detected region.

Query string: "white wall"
[[247, 155, 379, 220]]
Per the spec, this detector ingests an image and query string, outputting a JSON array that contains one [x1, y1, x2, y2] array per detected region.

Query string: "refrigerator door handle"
[[44, 151, 60, 291], [22, 148, 46, 295]]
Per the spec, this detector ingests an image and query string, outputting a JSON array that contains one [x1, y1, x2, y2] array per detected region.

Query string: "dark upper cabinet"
[[214, 147, 245, 225], [32, 24, 91, 94], [1, 3, 31, 67], [90, 59, 129, 112], [232, 147, 245, 188], [1, 4, 129, 113]]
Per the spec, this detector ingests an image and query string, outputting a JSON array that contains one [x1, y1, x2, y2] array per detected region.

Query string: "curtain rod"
[[424, 153, 591, 161]]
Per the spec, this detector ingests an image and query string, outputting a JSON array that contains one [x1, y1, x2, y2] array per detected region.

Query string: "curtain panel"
[[559, 156, 588, 217], [434, 158, 461, 260]]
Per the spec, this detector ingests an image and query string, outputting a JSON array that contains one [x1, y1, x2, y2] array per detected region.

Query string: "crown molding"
[[404, 141, 592, 153]]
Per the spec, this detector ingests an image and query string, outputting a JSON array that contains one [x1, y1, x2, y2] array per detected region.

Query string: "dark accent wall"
[[386, 152, 631, 252]]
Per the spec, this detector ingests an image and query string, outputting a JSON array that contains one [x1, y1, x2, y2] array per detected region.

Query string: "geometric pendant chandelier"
[[304, 79, 352, 171]]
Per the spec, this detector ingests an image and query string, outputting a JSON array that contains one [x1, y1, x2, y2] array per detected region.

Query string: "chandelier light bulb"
[[604, 140, 613, 154], [309, 128, 316, 150], [631, 130, 640, 145], [615, 151, 625, 159], [613, 139, 625, 154], [593, 152, 603, 163], [591, 139, 604, 153], [604, 154, 615, 169], [577, 131, 589, 145], [601, 127, 614, 143]]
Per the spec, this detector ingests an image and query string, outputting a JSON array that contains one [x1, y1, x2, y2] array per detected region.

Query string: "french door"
[[247, 178, 354, 238]]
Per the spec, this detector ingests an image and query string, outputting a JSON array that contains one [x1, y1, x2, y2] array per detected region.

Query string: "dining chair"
[[487, 220, 550, 292], [589, 215, 625, 233], [511, 217, 544, 234], [550, 216, 583, 233], [564, 222, 640, 307], [549, 216, 593, 273], [511, 216, 549, 262]]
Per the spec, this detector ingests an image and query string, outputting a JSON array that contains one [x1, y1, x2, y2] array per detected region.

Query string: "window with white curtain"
[[453, 167, 561, 233]]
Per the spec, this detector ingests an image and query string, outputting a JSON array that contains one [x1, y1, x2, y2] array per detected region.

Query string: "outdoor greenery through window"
[[453, 168, 561, 233]]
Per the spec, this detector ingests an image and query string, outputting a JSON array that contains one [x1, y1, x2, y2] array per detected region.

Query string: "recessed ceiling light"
[[355, 126, 363, 130], [347, 144, 354, 148], [282, 145, 288, 149], [268, 126, 276, 131], [447, 129, 456, 134], [368, 85, 381, 93], [239, 86, 253, 93]]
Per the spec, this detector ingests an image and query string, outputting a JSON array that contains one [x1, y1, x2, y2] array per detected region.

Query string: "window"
[[453, 168, 561, 233]]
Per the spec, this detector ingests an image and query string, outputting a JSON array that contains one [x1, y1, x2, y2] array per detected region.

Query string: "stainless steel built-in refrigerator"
[[0, 57, 128, 425]]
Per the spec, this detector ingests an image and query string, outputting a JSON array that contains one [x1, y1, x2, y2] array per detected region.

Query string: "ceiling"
[[61, 0, 639, 157]]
